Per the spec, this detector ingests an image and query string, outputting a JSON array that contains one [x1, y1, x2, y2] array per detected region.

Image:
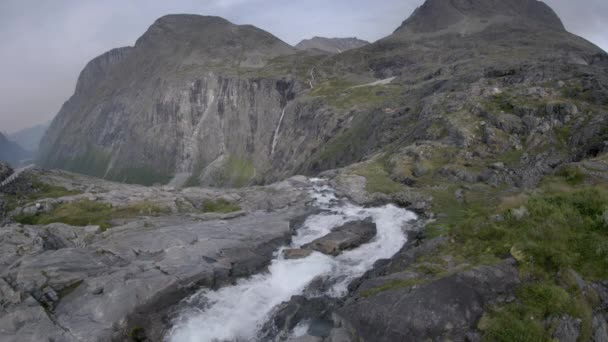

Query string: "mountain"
[[39, 15, 296, 186], [8, 1, 608, 341], [394, 0, 565, 34], [295, 36, 369, 53], [40, 1, 608, 191], [0, 132, 32, 165], [8, 121, 50, 152]]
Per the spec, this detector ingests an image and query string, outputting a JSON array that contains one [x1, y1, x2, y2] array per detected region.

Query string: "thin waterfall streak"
[[271, 106, 287, 156]]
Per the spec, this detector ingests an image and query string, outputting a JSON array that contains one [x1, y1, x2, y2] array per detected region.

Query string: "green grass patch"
[[360, 278, 428, 298], [556, 165, 586, 186], [3, 178, 81, 213], [216, 156, 255, 188], [311, 78, 401, 110], [14, 199, 169, 230], [353, 160, 405, 195], [434, 185, 608, 341], [202, 199, 241, 213]]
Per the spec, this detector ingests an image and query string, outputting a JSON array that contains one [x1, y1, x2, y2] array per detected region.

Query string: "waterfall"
[[270, 106, 287, 156]]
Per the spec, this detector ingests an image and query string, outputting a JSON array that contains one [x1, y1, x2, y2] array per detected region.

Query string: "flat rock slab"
[[0, 210, 304, 342], [302, 219, 377, 256], [283, 248, 314, 259]]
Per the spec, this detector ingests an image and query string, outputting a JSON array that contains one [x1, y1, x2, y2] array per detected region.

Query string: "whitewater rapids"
[[166, 179, 417, 342]]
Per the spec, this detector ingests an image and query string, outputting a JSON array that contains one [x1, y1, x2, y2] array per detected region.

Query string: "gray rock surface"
[[337, 260, 520, 342], [302, 219, 377, 256], [0, 172, 313, 342], [551, 316, 581, 342]]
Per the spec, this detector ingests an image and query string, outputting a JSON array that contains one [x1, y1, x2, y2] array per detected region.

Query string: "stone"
[[337, 260, 520, 342], [551, 315, 581, 342], [283, 248, 314, 259], [302, 219, 377, 256], [593, 315, 608, 342]]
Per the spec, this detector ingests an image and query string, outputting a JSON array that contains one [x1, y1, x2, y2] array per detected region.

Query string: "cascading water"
[[166, 179, 418, 342]]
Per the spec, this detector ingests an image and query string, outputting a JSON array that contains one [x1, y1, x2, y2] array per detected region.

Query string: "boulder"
[[283, 248, 314, 259], [337, 260, 520, 342], [302, 219, 377, 256]]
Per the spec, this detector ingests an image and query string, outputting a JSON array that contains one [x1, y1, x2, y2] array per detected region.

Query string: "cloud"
[[0, 0, 605, 133]]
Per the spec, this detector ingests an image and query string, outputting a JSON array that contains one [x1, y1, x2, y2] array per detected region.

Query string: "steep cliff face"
[[39, 15, 301, 186]]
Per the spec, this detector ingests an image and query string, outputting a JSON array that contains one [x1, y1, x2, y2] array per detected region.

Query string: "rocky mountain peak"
[[395, 0, 565, 34], [134, 14, 294, 57], [295, 36, 369, 54]]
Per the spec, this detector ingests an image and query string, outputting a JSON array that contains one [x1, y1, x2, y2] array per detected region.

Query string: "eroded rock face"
[[337, 260, 520, 341], [302, 219, 377, 256]]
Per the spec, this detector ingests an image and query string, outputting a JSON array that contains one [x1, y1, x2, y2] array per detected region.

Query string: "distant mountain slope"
[[295, 37, 369, 53], [0, 132, 31, 165], [39, 14, 297, 186], [40, 1, 608, 189], [9, 121, 49, 152]]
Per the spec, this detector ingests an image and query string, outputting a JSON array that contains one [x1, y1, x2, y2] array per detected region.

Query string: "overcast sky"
[[0, 0, 606, 134]]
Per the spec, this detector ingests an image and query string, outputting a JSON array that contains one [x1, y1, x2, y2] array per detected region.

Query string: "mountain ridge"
[[295, 36, 369, 54]]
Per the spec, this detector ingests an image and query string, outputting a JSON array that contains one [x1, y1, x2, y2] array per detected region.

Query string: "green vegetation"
[[361, 278, 427, 297], [201, 199, 241, 213], [556, 165, 585, 186], [311, 78, 401, 110], [216, 156, 256, 188], [438, 176, 606, 340], [358, 159, 606, 340], [14, 199, 169, 231], [3, 178, 81, 213], [353, 159, 405, 195]]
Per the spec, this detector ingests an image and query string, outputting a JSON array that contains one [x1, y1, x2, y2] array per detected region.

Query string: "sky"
[[0, 0, 606, 134]]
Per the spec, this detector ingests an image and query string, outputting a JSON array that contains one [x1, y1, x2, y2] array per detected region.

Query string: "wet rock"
[[302, 219, 377, 256], [283, 248, 314, 259], [260, 296, 337, 341], [337, 260, 520, 342], [330, 175, 368, 205]]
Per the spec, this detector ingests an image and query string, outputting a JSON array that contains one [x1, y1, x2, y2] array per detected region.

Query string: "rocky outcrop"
[[337, 260, 520, 341], [295, 37, 369, 54], [0, 171, 313, 341], [395, 0, 565, 35], [302, 219, 377, 256]]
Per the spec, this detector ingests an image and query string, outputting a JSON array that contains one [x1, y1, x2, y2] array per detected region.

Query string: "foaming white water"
[[166, 179, 417, 342]]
